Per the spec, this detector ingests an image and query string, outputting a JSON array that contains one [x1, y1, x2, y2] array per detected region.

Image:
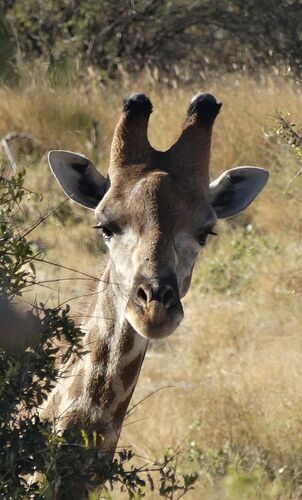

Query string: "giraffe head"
[[48, 93, 268, 340]]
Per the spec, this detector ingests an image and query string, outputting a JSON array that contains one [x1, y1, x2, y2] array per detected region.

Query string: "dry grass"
[[1, 71, 302, 498]]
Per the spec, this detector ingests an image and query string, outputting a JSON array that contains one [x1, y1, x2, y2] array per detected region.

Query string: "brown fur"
[[121, 353, 144, 390], [92, 339, 110, 365], [89, 374, 116, 407], [120, 328, 135, 355], [69, 368, 84, 400], [113, 390, 134, 422], [61, 408, 87, 429], [73, 257, 108, 326]]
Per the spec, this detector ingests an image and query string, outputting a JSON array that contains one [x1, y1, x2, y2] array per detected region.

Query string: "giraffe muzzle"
[[125, 277, 184, 340]]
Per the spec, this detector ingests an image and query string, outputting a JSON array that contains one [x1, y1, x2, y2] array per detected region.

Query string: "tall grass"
[[1, 71, 302, 498]]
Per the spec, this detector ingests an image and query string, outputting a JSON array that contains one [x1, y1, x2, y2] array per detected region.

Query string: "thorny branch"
[[275, 111, 302, 188]]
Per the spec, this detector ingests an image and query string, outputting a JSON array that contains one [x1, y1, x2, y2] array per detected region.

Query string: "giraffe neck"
[[42, 264, 148, 452]]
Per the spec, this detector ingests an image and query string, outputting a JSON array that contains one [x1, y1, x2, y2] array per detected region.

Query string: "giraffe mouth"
[[125, 298, 184, 340]]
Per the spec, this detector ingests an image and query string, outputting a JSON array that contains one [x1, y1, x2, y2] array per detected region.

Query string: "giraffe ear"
[[209, 166, 269, 219], [48, 150, 108, 209]]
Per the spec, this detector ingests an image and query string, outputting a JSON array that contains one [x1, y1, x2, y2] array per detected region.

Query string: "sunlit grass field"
[[1, 71, 302, 498]]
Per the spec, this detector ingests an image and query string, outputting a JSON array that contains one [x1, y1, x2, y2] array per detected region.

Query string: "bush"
[[2, 0, 302, 83]]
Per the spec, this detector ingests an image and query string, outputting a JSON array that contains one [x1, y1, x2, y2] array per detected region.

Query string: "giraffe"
[[43, 92, 269, 469]]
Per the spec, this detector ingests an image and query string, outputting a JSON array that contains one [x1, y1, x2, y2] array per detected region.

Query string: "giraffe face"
[[48, 93, 269, 340], [94, 168, 217, 339]]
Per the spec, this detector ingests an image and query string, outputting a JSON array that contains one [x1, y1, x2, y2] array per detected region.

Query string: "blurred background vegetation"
[[1, 0, 302, 498], [0, 0, 302, 84]]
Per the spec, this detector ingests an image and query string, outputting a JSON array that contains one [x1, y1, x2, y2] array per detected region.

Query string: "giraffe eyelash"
[[196, 229, 218, 247]]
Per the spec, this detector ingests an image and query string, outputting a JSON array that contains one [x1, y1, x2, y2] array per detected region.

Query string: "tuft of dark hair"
[[123, 94, 153, 117], [188, 93, 222, 122]]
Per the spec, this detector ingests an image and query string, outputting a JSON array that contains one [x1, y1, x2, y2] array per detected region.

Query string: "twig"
[[32, 256, 101, 282], [19, 199, 70, 240], [1, 132, 41, 173], [276, 112, 302, 149], [286, 166, 302, 189], [1, 138, 18, 172], [2, 131, 38, 144], [125, 385, 175, 419]]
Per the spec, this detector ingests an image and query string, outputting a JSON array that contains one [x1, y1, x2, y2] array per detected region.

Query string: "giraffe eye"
[[94, 225, 113, 239], [197, 229, 217, 246], [100, 226, 113, 239], [197, 233, 208, 246]]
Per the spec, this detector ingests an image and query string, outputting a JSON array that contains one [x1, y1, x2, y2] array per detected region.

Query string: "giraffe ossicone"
[[44, 92, 269, 468]]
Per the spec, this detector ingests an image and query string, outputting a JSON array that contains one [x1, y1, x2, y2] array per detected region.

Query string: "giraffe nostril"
[[161, 285, 177, 309], [134, 281, 179, 310], [135, 285, 149, 309]]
